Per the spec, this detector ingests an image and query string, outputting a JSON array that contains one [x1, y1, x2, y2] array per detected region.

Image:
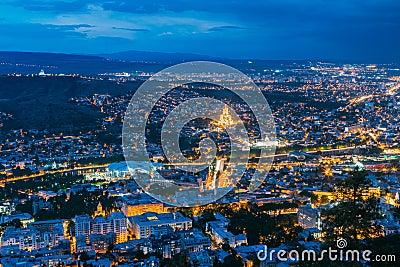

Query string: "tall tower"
[[215, 158, 225, 173], [205, 167, 216, 190], [215, 159, 230, 188]]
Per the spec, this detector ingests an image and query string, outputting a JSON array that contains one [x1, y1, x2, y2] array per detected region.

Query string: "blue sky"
[[0, 0, 399, 61]]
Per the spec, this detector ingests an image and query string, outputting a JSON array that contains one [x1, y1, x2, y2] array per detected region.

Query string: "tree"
[[322, 170, 382, 249], [320, 195, 329, 205], [11, 219, 23, 228], [299, 190, 318, 204], [0, 219, 23, 232], [366, 233, 400, 267], [221, 254, 243, 267], [79, 251, 91, 262]]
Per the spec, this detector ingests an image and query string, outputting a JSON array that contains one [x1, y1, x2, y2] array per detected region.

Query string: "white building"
[[0, 223, 65, 255], [109, 212, 128, 244], [74, 212, 127, 244], [128, 212, 192, 239], [297, 206, 321, 230], [206, 214, 247, 247], [0, 203, 15, 215], [74, 214, 91, 238], [0, 213, 34, 227], [376, 219, 400, 236]]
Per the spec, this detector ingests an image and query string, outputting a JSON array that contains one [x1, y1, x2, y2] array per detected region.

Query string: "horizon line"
[[0, 50, 398, 64]]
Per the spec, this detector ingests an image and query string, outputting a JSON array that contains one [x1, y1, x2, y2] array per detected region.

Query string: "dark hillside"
[[0, 76, 141, 130]]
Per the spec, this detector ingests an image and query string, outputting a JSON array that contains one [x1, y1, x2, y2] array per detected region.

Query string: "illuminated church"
[[212, 107, 237, 129]]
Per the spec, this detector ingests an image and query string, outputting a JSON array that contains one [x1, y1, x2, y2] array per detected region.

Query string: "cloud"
[[208, 25, 246, 32], [0, 22, 136, 53], [8, 0, 88, 13], [45, 23, 95, 30], [159, 31, 173, 36], [29, 5, 154, 39], [111, 27, 150, 32], [0, 23, 85, 43], [1, 0, 400, 60], [28, 3, 236, 39]]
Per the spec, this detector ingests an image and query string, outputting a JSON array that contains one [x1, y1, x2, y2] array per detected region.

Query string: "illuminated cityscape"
[[0, 60, 399, 266], [1, 0, 400, 266]]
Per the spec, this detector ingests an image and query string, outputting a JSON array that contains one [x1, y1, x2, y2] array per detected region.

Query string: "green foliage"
[[79, 251, 91, 262], [74, 155, 124, 166], [0, 173, 85, 201], [219, 203, 301, 246], [193, 209, 216, 231], [16, 190, 117, 220], [221, 254, 243, 267], [366, 234, 400, 267], [0, 219, 23, 233], [299, 190, 318, 204], [322, 171, 382, 249], [0, 75, 137, 131]]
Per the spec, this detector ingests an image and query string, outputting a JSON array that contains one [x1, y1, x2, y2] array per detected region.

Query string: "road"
[[347, 82, 400, 108], [0, 146, 357, 184], [1, 164, 108, 183]]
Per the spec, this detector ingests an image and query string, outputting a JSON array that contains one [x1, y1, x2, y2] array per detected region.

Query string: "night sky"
[[0, 0, 399, 61]]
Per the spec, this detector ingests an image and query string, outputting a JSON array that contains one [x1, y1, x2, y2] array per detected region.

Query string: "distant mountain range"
[[0, 51, 395, 76], [97, 50, 225, 62], [0, 50, 227, 75], [0, 51, 313, 76], [0, 50, 221, 63]]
